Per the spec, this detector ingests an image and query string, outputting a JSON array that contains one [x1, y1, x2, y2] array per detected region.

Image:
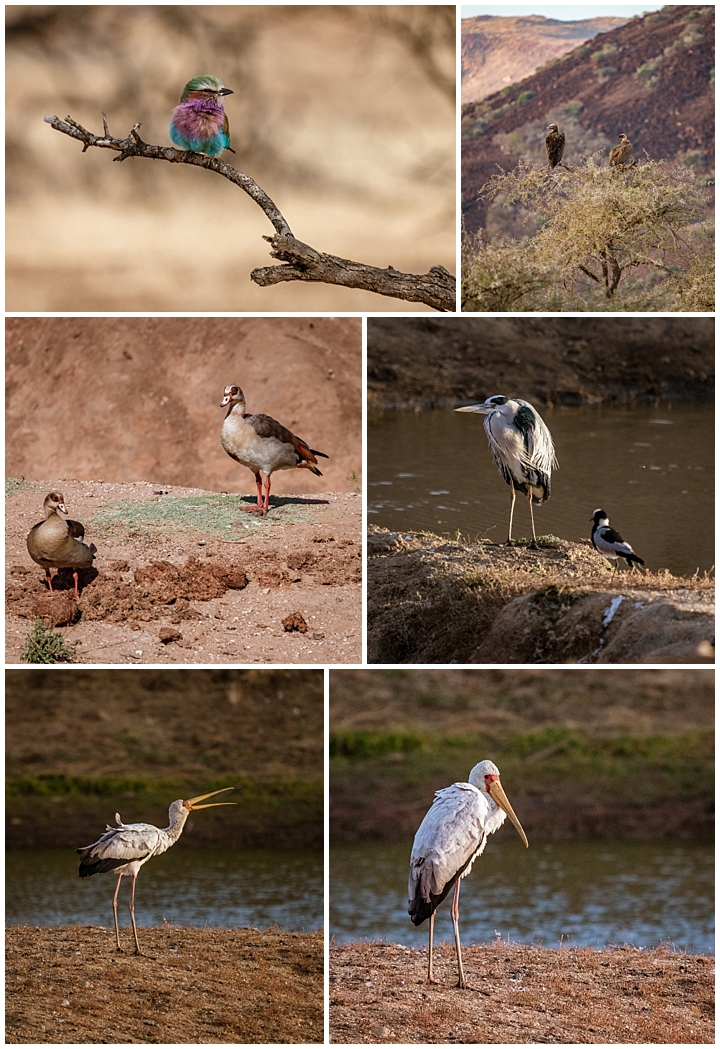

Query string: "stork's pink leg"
[[506, 486, 516, 545], [427, 910, 436, 983], [128, 873, 141, 955], [262, 475, 272, 515], [240, 472, 264, 512], [112, 872, 124, 951], [45, 569, 54, 592], [450, 879, 467, 989], [73, 569, 81, 600]]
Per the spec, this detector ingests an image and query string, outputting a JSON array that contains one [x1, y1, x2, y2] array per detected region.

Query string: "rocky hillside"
[[462, 14, 628, 103], [463, 4, 714, 232]]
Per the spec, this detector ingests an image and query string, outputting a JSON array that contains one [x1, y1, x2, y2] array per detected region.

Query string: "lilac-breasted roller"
[[169, 75, 234, 157]]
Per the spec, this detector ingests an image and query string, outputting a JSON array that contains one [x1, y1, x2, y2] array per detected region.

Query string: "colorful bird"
[[409, 760, 528, 988], [169, 75, 234, 157], [77, 788, 236, 955]]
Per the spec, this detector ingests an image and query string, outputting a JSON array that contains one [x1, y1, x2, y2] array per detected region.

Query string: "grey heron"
[[76, 788, 236, 954], [454, 395, 557, 547], [409, 760, 528, 989], [591, 509, 645, 569]]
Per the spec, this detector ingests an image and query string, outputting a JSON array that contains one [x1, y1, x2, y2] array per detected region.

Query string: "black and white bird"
[[591, 508, 645, 569], [455, 395, 557, 547], [408, 760, 528, 989], [76, 788, 235, 954]]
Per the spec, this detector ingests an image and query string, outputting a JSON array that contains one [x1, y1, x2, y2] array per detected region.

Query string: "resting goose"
[[27, 492, 96, 599], [220, 385, 328, 514]]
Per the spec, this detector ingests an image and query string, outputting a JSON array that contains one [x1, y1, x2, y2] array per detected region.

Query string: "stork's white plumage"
[[408, 760, 528, 988], [76, 788, 235, 954]]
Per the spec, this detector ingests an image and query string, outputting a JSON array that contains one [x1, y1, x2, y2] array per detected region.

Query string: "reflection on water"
[[6, 848, 323, 932], [368, 402, 714, 578], [330, 841, 714, 953]]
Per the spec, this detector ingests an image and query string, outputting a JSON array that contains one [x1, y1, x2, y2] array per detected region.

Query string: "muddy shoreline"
[[7, 925, 323, 1044]]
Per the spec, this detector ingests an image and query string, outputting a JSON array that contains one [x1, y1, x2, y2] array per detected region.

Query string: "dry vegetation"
[[330, 941, 713, 1043], [329, 668, 714, 845], [367, 528, 714, 664], [7, 925, 323, 1044], [7, 5, 454, 311]]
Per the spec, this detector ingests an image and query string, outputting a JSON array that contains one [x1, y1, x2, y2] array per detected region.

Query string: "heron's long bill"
[[454, 404, 489, 414], [488, 780, 529, 847], [186, 787, 237, 810]]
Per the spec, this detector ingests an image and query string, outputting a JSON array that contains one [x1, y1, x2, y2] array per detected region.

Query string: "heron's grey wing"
[[409, 783, 490, 906], [515, 401, 558, 472]]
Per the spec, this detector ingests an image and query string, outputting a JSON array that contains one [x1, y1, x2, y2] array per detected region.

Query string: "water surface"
[[368, 403, 714, 578], [6, 848, 323, 932], [331, 841, 714, 953]]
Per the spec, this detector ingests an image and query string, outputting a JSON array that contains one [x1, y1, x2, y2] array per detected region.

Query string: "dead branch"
[[44, 113, 455, 311]]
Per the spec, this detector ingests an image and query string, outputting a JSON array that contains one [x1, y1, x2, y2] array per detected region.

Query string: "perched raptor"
[[545, 123, 566, 168], [609, 133, 633, 167]]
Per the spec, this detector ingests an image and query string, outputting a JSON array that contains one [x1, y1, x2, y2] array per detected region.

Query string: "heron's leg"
[[112, 872, 123, 952], [506, 486, 516, 545], [239, 472, 264, 512], [427, 911, 436, 983], [128, 874, 141, 955], [262, 476, 272, 515], [450, 880, 467, 989], [527, 491, 538, 549]]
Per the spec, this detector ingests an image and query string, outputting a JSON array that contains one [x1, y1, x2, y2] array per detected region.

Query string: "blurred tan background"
[[6, 316, 361, 494], [6, 5, 455, 312]]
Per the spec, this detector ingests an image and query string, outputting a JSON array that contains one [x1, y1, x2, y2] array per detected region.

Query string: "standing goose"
[[609, 133, 633, 167], [220, 385, 329, 515], [26, 492, 96, 599]]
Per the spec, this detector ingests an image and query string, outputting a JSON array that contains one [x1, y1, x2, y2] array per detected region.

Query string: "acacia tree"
[[463, 157, 712, 311]]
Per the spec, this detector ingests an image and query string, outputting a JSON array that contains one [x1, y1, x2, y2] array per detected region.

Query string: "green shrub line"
[[7, 773, 323, 803]]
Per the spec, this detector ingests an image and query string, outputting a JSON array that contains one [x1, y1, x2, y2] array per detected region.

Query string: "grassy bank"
[[368, 529, 714, 664], [329, 669, 714, 843], [6, 925, 323, 1044], [330, 941, 713, 1043]]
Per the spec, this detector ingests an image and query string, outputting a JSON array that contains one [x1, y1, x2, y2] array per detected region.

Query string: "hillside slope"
[[462, 14, 628, 103], [462, 4, 714, 232]]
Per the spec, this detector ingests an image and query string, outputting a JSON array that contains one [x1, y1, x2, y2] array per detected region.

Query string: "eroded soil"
[[7, 480, 361, 664], [6, 925, 323, 1044], [330, 941, 713, 1044]]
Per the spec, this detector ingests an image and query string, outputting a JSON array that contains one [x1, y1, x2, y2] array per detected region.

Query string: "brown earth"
[[367, 316, 714, 411], [6, 316, 361, 495], [7, 480, 361, 664], [330, 941, 713, 1044], [462, 5, 714, 232], [367, 528, 714, 665], [6, 925, 323, 1044], [462, 15, 628, 103]]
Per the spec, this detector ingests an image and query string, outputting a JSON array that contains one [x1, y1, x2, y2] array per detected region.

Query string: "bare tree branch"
[[44, 113, 455, 311]]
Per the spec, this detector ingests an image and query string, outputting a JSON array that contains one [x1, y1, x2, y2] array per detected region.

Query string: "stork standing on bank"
[[409, 761, 528, 988], [454, 396, 557, 547], [76, 788, 236, 954], [591, 508, 645, 570]]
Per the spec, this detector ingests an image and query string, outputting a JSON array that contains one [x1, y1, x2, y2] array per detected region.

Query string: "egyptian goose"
[[27, 492, 96, 599], [220, 385, 328, 514]]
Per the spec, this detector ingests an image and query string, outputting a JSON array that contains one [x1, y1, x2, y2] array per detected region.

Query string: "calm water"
[[331, 841, 714, 954], [6, 848, 323, 932], [368, 403, 714, 578]]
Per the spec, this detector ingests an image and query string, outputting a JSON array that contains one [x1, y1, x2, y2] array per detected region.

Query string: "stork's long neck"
[[163, 805, 190, 847]]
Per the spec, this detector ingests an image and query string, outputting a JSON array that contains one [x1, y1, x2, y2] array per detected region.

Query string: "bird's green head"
[[180, 75, 234, 102]]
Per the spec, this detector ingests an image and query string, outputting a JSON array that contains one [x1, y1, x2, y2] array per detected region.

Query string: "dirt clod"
[[33, 591, 78, 626], [159, 627, 183, 644], [284, 612, 309, 633]]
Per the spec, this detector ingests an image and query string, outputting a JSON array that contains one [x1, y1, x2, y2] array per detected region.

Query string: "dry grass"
[[7, 925, 323, 1044], [330, 940, 714, 1043], [367, 528, 714, 663]]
